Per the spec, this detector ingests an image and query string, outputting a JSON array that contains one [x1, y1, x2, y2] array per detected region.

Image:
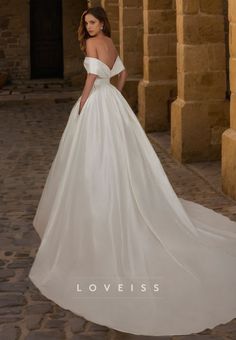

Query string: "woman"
[[29, 6, 236, 336]]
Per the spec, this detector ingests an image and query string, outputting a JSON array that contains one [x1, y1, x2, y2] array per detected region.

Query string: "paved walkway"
[[0, 99, 236, 339], [0, 82, 80, 103]]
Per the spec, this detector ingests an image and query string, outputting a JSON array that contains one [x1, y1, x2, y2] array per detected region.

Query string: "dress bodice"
[[83, 55, 125, 80]]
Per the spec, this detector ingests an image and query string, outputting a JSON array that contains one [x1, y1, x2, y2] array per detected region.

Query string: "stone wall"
[[0, 0, 87, 85], [171, 0, 228, 163], [119, 0, 143, 112], [138, 0, 177, 131], [101, 0, 120, 49], [64, 0, 88, 87], [222, 0, 236, 199], [224, 0, 230, 98], [0, 0, 29, 82]]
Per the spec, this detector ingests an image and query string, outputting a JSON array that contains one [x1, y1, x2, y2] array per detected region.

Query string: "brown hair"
[[78, 6, 111, 55]]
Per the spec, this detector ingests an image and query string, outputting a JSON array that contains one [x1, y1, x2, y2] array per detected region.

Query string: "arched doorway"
[[30, 0, 64, 79]]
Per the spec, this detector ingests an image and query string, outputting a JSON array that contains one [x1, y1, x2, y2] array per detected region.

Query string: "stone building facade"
[[0, 0, 235, 200], [0, 0, 88, 86]]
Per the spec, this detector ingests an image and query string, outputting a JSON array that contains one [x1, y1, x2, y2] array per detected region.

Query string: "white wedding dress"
[[29, 55, 236, 336]]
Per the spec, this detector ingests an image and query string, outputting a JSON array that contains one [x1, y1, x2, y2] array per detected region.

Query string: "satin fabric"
[[29, 55, 236, 336]]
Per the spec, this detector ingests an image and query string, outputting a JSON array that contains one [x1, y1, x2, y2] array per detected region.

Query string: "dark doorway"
[[30, 0, 63, 79]]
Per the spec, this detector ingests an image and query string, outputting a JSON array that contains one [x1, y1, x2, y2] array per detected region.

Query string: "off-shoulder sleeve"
[[83, 57, 100, 76], [111, 56, 125, 77]]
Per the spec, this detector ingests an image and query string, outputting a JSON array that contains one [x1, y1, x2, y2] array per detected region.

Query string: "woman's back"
[[90, 36, 118, 69]]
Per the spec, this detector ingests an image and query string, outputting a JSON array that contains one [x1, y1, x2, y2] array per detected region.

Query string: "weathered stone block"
[[144, 33, 176, 56], [177, 14, 225, 44], [199, 0, 224, 15], [170, 98, 183, 160], [230, 92, 236, 130], [122, 7, 143, 26], [111, 30, 119, 45], [176, 0, 199, 15], [144, 9, 176, 34], [124, 0, 142, 7], [208, 100, 230, 128], [123, 26, 142, 51], [123, 78, 139, 113], [144, 56, 177, 81], [199, 15, 225, 43], [177, 44, 208, 72], [222, 128, 236, 200], [144, 0, 173, 11], [177, 14, 200, 44], [124, 51, 143, 77], [178, 71, 226, 101], [110, 19, 119, 31], [171, 99, 211, 162], [229, 23, 236, 58], [207, 43, 226, 71], [229, 57, 236, 93], [229, 0, 236, 22], [138, 80, 175, 131]]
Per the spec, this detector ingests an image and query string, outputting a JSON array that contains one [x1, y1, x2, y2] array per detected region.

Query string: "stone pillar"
[[171, 0, 228, 162], [222, 0, 236, 199], [138, 0, 177, 131], [119, 0, 143, 112], [101, 0, 119, 49], [223, 0, 230, 98]]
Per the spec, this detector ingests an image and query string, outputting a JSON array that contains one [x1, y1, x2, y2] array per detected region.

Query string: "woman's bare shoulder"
[[86, 37, 96, 46], [93, 35, 114, 44], [88, 36, 117, 57], [85, 38, 97, 57]]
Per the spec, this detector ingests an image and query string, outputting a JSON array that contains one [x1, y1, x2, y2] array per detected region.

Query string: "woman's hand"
[[78, 73, 97, 115], [78, 99, 85, 115], [116, 69, 128, 92]]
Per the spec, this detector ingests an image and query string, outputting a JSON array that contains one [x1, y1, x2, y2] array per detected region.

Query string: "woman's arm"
[[116, 69, 128, 93], [78, 39, 97, 115], [78, 73, 97, 114]]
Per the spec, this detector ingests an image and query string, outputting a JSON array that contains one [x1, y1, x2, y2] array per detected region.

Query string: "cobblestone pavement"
[[0, 100, 236, 340]]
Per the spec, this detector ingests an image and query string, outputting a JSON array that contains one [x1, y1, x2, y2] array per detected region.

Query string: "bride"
[[29, 6, 236, 336]]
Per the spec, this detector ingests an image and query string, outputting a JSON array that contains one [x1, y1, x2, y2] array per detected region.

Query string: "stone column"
[[171, 0, 228, 162], [101, 0, 119, 49], [138, 0, 177, 131], [222, 0, 236, 199], [119, 0, 143, 112]]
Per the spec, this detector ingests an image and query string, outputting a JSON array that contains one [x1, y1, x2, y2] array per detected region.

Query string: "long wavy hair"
[[78, 6, 111, 55]]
